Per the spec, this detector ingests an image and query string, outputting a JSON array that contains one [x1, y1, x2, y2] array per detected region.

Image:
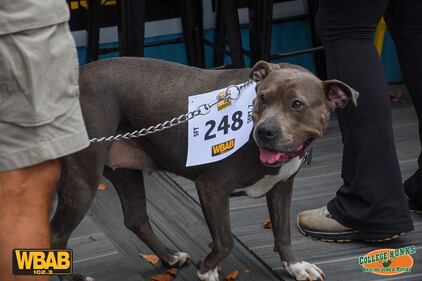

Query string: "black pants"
[[316, 0, 422, 233]]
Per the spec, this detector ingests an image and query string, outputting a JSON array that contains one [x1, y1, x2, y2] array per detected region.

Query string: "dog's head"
[[249, 61, 359, 167]]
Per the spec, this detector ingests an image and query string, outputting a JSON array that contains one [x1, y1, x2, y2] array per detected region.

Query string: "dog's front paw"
[[197, 268, 219, 281], [168, 251, 190, 267], [283, 261, 325, 281]]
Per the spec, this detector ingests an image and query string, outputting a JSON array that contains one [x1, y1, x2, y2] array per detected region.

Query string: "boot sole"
[[297, 216, 405, 243]]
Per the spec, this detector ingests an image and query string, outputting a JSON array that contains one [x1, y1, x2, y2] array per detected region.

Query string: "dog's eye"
[[259, 94, 267, 104], [291, 99, 304, 110]]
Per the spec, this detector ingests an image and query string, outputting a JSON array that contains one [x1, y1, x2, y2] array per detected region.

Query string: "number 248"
[[204, 111, 243, 140]]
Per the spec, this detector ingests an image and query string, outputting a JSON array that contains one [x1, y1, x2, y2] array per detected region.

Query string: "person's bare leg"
[[0, 160, 60, 281]]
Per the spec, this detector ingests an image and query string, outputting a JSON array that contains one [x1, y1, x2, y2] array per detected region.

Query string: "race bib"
[[186, 82, 256, 167]]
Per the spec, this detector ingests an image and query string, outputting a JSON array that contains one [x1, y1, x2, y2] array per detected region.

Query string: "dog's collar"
[[285, 150, 310, 181]]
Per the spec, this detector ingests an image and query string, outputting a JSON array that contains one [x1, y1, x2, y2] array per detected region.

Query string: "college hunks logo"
[[12, 249, 72, 276], [359, 246, 415, 276]]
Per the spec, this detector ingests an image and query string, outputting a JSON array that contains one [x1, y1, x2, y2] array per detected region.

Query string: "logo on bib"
[[212, 139, 235, 156], [217, 92, 232, 111]]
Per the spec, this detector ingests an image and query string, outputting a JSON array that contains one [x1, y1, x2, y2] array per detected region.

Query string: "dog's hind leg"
[[104, 167, 190, 267], [50, 144, 110, 281]]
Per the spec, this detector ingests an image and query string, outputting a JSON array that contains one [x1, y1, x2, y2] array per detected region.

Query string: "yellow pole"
[[374, 18, 387, 56]]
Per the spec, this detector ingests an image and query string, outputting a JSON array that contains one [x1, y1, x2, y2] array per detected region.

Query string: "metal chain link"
[[89, 79, 254, 143]]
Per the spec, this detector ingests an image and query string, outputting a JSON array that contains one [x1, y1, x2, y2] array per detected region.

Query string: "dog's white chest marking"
[[233, 157, 302, 198]]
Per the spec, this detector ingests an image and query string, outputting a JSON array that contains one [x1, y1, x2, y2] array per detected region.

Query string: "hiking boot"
[[297, 206, 405, 242]]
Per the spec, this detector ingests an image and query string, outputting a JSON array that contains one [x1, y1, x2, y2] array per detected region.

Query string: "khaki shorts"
[[0, 22, 89, 172]]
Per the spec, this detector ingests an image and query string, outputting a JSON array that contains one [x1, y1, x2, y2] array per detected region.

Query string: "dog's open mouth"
[[259, 138, 314, 166]]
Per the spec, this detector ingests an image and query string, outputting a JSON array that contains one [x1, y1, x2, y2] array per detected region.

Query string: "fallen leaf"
[[217, 265, 223, 272], [389, 91, 405, 103], [263, 218, 272, 229], [244, 266, 251, 273], [150, 274, 172, 281], [166, 268, 177, 276], [224, 270, 239, 281], [140, 253, 160, 264], [389, 91, 403, 98], [98, 182, 108, 190]]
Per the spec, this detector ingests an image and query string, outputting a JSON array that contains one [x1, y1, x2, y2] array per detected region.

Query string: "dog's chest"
[[234, 157, 302, 198]]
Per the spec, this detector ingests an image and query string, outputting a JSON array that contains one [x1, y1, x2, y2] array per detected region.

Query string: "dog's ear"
[[323, 80, 359, 109], [249, 61, 281, 82]]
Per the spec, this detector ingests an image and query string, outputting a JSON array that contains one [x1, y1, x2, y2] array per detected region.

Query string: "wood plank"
[[72, 250, 142, 281], [59, 215, 142, 281]]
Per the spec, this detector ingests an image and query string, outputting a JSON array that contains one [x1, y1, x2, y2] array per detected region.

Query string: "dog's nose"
[[257, 120, 279, 141]]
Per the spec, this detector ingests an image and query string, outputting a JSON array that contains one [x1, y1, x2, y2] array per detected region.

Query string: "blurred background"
[[67, 0, 402, 83]]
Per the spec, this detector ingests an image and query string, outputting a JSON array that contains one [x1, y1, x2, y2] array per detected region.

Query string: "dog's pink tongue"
[[259, 148, 289, 164]]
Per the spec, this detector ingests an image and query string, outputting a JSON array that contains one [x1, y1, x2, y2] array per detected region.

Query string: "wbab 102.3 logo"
[[359, 246, 415, 276], [12, 249, 72, 276]]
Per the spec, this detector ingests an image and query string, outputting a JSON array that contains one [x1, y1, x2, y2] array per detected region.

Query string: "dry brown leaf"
[[244, 266, 251, 273], [150, 274, 172, 281], [166, 268, 178, 276], [389, 91, 405, 103], [389, 91, 403, 98], [263, 218, 272, 229], [140, 253, 160, 264], [98, 182, 108, 190], [224, 270, 239, 281], [217, 265, 223, 272]]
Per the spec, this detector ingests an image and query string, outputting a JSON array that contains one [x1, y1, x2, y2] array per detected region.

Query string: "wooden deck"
[[60, 85, 422, 281]]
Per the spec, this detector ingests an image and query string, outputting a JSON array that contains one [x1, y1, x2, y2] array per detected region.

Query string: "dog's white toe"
[[85, 277, 95, 281], [197, 268, 219, 281], [284, 261, 325, 281], [168, 251, 190, 266]]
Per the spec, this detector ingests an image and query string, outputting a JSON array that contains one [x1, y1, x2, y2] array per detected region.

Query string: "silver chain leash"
[[89, 80, 254, 143]]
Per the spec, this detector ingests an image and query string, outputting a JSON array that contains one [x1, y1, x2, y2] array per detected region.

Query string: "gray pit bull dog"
[[50, 58, 358, 281]]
